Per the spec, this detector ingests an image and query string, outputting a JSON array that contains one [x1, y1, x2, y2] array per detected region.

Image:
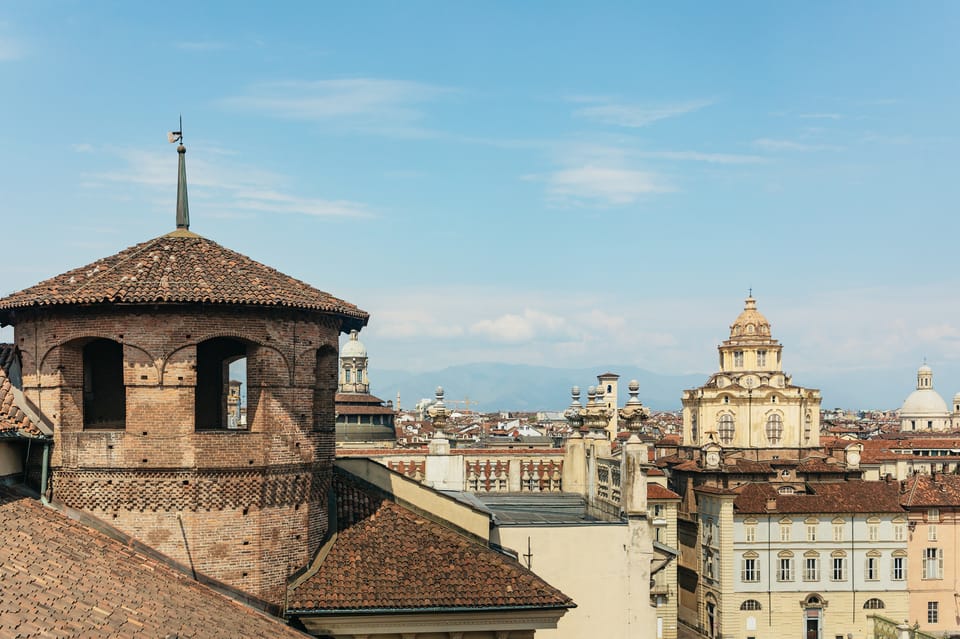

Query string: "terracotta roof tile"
[[647, 484, 681, 500], [335, 404, 397, 416], [335, 392, 388, 404], [0, 487, 307, 638], [288, 473, 573, 612], [0, 345, 44, 438], [901, 474, 960, 507], [734, 481, 904, 514], [0, 232, 368, 329]]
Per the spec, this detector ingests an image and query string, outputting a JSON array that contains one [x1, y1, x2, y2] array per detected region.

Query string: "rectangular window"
[[757, 350, 767, 367], [833, 524, 844, 542], [807, 525, 817, 542], [868, 524, 879, 542], [804, 558, 819, 581], [924, 548, 944, 580], [928, 601, 939, 624], [745, 526, 756, 543], [780, 525, 791, 542], [929, 524, 938, 541], [893, 556, 906, 580], [865, 557, 879, 581], [733, 351, 744, 367], [831, 557, 846, 581], [894, 524, 905, 541], [778, 558, 793, 581], [929, 508, 940, 522], [742, 558, 759, 582]]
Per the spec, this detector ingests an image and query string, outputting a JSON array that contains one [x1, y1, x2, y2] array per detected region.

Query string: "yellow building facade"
[[682, 297, 821, 450]]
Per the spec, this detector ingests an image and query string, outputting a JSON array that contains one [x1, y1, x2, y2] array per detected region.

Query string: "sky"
[[1, 2, 959, 408]]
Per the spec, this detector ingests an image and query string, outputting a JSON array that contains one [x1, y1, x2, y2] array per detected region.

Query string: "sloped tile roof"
[[734, 481, 904, 514], [336, 404, 397, 416], [0, 231, 368, 329], [901, 473, 960, 507], [288, 473, 573, 612], [0, 345, 45, 438], [335, 392, 389, 406], [0, 487, 308, 638], [648, 483, 681, 500]]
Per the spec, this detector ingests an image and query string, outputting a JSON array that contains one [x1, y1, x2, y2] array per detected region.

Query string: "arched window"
[[314, 345, 338, 431], [863, 598, 885, 610], [83, 338, 126, 429], [765, 413, 783, 444], [740, 599, 762, 611], [195, 337, 248, 430], [718, 414, 735, 444], [804, 412, 812, 440]]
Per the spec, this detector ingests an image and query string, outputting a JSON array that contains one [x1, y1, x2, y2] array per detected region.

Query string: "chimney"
[[765, 498, 777, 511]]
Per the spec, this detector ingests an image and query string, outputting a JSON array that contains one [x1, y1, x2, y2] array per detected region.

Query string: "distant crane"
[[447, 397, 478, 414]]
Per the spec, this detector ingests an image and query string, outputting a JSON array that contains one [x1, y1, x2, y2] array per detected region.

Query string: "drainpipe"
[[39, 441, 50, 505], [850, 514, 856, 623], [767, 513, 773, 627], [21, 438, 32, 485]]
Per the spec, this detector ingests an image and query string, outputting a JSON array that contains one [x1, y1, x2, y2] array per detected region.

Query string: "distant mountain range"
[[368, 362, 942, 413], [371, 363, 706, 413]]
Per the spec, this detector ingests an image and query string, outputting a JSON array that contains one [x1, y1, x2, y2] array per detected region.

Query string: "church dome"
[[902, 389, 949, 416], [729, 296, 771, 338], [341, 330, 367, 358], [902, 363, 948, 416]]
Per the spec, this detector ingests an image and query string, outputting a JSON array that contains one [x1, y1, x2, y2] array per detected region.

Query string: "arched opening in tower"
[[195, 337, 249, 430], [82, 338, 126, 429]]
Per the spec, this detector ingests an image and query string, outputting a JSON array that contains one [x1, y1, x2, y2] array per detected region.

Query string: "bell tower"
[[0, 138, 368, 607]]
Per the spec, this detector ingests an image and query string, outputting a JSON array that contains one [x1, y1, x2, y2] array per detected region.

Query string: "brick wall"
[[14, 304, 342, 605]]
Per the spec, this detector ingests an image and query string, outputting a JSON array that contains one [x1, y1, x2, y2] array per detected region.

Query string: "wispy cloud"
[[231, 189, 371, 218], [82, 144, 373, 219], [799, 112, 843, 120], [175, 40, 228, 51], [572, 96, 713, 128], [0, 35, 24, 61], [470, 309, 580, 344], [522, 138, 764, 206], [635, 150, 767, 165], [221, 78, 453, 136], [535, 166, 673, 206], [753, 138, 844, 152]]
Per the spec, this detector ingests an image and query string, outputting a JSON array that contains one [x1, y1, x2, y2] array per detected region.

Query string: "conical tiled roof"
[[0, 230, 368, 330]]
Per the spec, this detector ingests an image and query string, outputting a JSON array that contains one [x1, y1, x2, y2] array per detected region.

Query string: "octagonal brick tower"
[[0, 142, 368, 606]]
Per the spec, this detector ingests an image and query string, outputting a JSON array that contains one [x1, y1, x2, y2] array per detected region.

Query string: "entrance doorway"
[[804, 595, 823, 639]]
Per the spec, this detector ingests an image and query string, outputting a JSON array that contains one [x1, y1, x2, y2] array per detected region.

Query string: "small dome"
[[341, 329, 367, 358], [729, 296, 771, 338], [901, 389, 949, 416], [919, 364, 932, 374]]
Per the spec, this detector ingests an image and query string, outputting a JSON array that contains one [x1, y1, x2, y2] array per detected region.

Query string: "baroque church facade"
[[681, 296, 822, 452]]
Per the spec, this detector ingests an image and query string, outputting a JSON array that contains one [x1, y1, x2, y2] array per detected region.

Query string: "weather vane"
[[167, 115, 183, 144]]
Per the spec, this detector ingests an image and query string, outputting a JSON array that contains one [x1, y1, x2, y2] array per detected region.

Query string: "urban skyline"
[[2, 3, 958, 407]]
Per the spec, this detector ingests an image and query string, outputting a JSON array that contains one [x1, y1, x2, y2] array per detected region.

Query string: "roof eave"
[[287, 603, 576, 616]]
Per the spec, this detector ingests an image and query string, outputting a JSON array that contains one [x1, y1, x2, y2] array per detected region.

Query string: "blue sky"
[[1, 2, 959, 408]]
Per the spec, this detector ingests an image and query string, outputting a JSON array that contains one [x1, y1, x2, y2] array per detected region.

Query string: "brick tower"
[[0, 140, 367, 606]]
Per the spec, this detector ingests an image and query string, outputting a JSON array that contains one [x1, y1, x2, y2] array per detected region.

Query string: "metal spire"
[[169, 116, 189, 231]]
